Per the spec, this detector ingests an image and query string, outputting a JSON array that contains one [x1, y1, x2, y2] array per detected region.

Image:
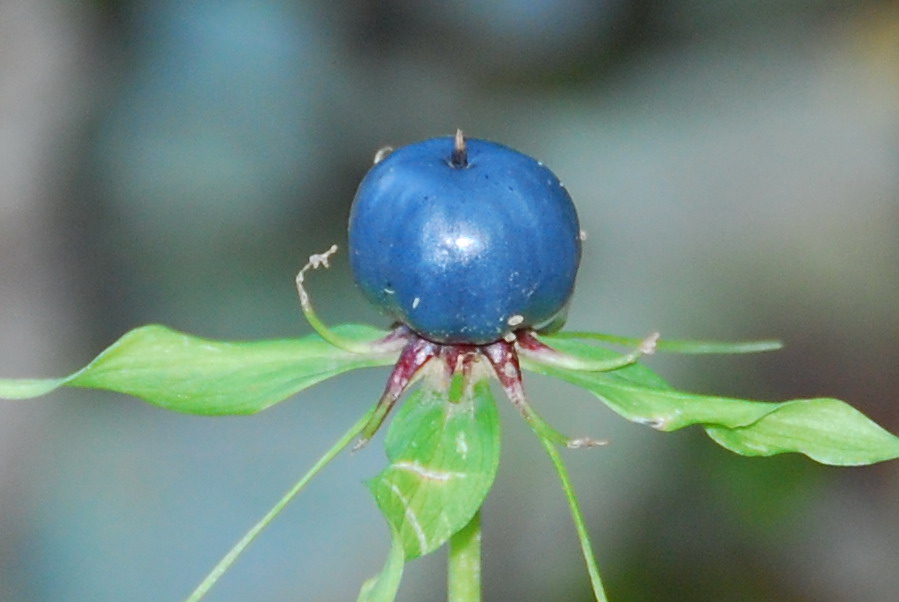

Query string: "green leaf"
[[356, 531, 405, 602], [368, 376, 501, 559], [523, 338, 899, 466], [0, 324, 396, 415], [548, 331, 783, 354], [703, 400, 899, 465]]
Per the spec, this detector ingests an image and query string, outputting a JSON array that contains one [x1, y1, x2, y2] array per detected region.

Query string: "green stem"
[[448, 510, 482, 602], [539, 438, 609, 602], [185, 407, 375, 602]]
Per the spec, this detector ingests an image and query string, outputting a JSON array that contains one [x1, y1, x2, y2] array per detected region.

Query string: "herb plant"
[[2, 133, 897, 601]]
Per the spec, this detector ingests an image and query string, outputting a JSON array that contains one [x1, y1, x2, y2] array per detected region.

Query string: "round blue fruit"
[[348, 134, 581, 345]]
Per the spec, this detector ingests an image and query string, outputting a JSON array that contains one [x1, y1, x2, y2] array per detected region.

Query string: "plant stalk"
[[448, 510, 482, 602]]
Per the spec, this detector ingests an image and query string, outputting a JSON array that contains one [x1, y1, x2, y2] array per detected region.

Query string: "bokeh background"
[[2, 1, 898, 600]]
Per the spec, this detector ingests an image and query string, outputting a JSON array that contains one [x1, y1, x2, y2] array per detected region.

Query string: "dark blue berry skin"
[[348, 136, 581, 345]]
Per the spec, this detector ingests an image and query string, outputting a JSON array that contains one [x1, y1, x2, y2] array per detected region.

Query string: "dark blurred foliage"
[[1, 1, 898, 600]]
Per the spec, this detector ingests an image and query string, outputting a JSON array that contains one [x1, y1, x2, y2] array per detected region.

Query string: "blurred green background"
[[1, 1, 898, 600]]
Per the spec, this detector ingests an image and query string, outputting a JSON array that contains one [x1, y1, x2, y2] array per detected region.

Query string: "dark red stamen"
[[438, 343, 478, 378], [356, 335, 440, 449], [515, 330, 550, 353], [481, 339, 527, 414]]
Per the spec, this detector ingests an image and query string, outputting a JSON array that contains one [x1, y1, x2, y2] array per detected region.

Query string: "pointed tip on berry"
[[451, 129, 468, 168]]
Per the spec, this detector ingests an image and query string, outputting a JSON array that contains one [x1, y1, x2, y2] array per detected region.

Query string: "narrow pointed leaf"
[[538, 435, 609, 601], [531, 335, 672, 390], [368, 377, 501, 559], [546, 331, 782, 354], [0, 324, 396, 414], [356, 531, 405, 602], [186, 408, 375, 602], [524, 338, 899, 466]]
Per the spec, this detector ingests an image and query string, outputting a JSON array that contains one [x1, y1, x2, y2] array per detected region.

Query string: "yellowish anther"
[[639, 332, 661, 356], [373, 146, 393, 164]]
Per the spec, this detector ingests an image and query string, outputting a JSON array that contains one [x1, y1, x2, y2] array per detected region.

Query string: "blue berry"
[[348, 133, 581, 345]]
